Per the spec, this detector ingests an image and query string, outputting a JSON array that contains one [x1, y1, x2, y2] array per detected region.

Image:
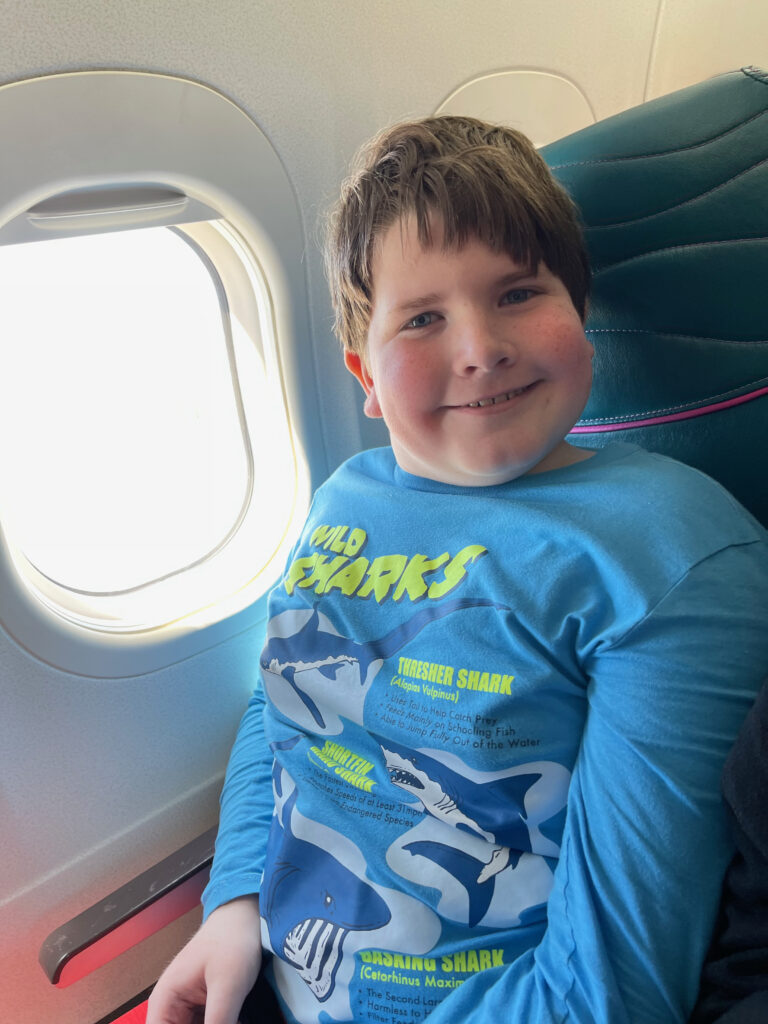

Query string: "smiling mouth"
[[461, 383, 536, 408]]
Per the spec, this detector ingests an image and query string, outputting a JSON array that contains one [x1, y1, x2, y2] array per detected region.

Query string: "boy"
[[148, 117, 768, 1024]]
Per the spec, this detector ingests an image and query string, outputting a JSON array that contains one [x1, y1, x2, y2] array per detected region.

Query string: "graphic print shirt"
[[203, 443, 768, 1024]]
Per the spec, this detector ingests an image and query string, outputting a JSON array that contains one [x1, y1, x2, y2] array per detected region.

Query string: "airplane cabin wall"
[[0, 2, 764, 1022]]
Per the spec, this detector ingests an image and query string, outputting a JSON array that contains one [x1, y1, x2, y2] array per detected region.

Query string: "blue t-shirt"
[[203, 443, 768, 1024]]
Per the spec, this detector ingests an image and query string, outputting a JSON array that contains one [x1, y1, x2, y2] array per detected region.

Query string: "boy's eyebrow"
[[391, 291, 444, 316], [388, 269, 539, 317], [494, 268, 539, 289]]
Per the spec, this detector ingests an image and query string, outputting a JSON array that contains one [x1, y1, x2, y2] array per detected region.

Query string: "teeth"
[[467, 386, 527, 408]]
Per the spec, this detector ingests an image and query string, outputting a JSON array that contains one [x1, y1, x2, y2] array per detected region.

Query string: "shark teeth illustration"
[[388, 767, 425, 790], [283, 916, 346, 1001]]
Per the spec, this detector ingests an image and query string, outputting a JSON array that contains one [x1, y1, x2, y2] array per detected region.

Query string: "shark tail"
[[403, 839, 495, 927]]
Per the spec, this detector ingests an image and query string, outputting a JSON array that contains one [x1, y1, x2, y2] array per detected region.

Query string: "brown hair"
[[325, 115, 590, 358]]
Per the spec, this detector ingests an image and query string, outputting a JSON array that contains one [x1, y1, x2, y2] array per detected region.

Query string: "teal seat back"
[[542, 67, 768, 526]]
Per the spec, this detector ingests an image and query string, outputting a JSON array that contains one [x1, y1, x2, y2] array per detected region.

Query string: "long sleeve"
[[201, 678, 275, 920], [423, 541, 768, 1024]]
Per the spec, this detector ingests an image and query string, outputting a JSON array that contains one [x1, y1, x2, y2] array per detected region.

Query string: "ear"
[[344, 351, 383, 419]]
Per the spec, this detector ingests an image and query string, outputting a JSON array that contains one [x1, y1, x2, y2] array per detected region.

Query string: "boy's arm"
[[423, 540, 768, 1024], [202, 677, 275, 918], [146, 896, 262, 1024], [201, 520, 315, 916], [148, 681, 274, 1024]]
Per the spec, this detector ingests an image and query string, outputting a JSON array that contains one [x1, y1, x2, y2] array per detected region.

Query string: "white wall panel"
[[646, 0, 767, 100], [435, 70, 596, 147], [0, 616, 266, 1024]]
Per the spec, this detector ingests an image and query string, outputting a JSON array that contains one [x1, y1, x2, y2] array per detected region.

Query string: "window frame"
[[0, 71, 321, 675]]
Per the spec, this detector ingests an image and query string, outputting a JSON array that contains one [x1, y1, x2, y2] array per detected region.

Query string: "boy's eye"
[[403, 311, 437, 330], [501, 288, 535, 306]]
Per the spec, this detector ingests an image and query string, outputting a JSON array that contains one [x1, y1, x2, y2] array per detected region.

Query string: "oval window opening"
[[0, 226, 251, 596]]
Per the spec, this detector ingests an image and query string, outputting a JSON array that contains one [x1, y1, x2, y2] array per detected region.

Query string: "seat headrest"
[[542, 67, 768, 526]]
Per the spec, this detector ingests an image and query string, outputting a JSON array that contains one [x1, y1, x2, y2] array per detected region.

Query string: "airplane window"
[[0, 218, 300, 632], [0, 70, 314, 666]]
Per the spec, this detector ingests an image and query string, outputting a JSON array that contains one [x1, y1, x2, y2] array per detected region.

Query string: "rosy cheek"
[[391, 344, 435, 385], [553, 325, 592, 368]]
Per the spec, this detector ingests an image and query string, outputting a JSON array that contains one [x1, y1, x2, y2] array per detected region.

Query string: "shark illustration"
[[261, 788, 391, 1002], [402, 839, 519, 927], [260, 599, 505, 733], [382, 741, 541, 883]]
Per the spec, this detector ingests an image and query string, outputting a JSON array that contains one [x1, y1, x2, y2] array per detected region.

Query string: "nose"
[[453, 312, 516, 376]]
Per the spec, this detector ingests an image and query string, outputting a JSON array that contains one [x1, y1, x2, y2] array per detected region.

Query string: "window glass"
[[0, 227, 250, 595]]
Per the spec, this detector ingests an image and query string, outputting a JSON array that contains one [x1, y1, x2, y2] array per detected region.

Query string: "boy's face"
[[345, 216, 594, 487]]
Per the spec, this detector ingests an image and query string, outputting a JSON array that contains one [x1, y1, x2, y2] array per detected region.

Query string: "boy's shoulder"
[[313, 441, 763, 546], [284, 443, 763, 616], [592, 444, 762, 529], [562, 444, 765, 554], [326, 441, 748, 501]]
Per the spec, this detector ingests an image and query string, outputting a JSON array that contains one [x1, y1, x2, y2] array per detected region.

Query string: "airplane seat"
[[541, 65, 768, 529]]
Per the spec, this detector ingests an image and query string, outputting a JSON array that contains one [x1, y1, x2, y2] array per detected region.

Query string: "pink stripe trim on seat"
[[570, 385, 768, 434]]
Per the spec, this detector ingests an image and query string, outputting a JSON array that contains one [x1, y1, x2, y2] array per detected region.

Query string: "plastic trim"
[[39, 828, 215, 987]]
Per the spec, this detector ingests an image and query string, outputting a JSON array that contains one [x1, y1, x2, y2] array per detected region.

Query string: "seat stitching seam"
[[583, 155, 768, 229], [548, 107, 766, 169], [577, 377, 768, 422]]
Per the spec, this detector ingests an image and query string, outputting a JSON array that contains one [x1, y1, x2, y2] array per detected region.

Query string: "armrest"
[[39, 826, 216, 987]]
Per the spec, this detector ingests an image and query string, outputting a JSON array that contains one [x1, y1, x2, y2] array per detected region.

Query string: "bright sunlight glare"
[[0, 227, 250, 593]]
